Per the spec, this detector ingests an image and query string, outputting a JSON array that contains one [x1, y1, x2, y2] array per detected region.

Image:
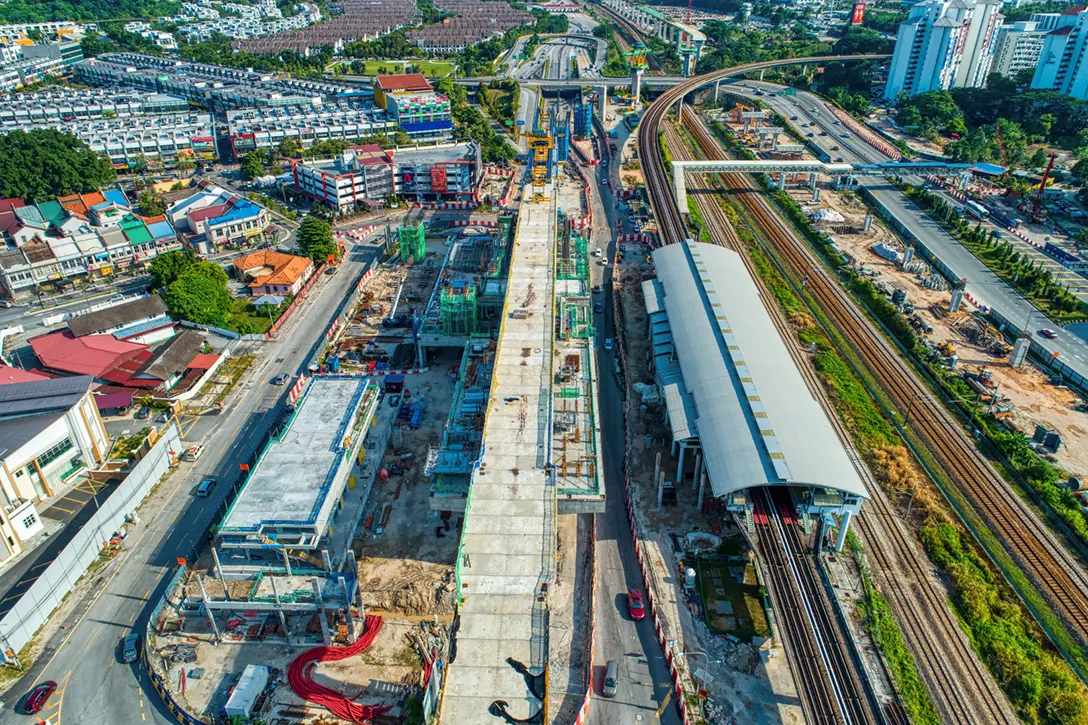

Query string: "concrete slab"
[[220, 378, 373, 534], [440, 191, 559, 724]]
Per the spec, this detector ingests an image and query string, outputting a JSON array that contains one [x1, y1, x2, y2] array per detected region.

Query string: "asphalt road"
[[0, 243, 378, 725], [727, 79, 1088, 382], [585, 125, 680, 725]]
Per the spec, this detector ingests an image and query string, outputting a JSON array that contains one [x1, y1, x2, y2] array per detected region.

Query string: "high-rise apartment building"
[[992, 21, 1048, 76], [1031, 8, 1088, 98], [884, 0, 1005, 99]]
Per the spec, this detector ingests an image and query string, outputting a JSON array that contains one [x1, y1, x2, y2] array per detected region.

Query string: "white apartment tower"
[[884, 0, 1005, 100], [1031, 9, 1088, 99], [992, 21, 1047, 76]]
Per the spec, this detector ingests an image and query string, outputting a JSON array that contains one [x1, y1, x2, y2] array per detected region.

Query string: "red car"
[[24, 680, 56, 714], [628, 588, 645, 621], [1039, 328, 1058, 339]]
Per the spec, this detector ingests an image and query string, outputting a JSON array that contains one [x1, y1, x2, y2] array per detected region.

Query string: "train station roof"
[[650, 241, 868, 501]]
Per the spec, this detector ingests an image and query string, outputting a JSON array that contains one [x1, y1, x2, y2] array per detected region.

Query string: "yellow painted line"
[[30, 560, 52, 571], [129, 611, 136, 623], [41, 513, 65, 522], [48, 504, 77, 515], [87, 622, 104, 646], [143, 588, 151, 600]]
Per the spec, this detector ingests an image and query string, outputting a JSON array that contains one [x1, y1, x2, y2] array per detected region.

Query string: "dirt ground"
[[352, 356, 462, 617], [796, 186, 1088, 475], [614, 246, 805, 724]]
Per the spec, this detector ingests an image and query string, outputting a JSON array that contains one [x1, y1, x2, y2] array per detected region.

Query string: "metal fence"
[[0, 422, 183, 661]]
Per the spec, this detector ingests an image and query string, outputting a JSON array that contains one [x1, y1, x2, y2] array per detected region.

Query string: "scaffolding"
[[440, 282, 479, 336], [559, 297, 593, 339], [399, 222, 426, 264], [557, 234, 588, 281]]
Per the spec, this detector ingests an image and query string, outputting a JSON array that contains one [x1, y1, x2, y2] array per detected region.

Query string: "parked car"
[[593, 285, 602, 295], [182, 444, 205, 462], [0, 299, 13, 308], [806, 132, 815, 137], [604, 338, 614, 352], [135, 406, 151, 420], [628, 588, 645, 620], [834, 156, 845, 162], [602, 660, 619, 698], [121, 633, 140, 663], [24, 681, 57, 714], [324, 266, 337, 275], [1039, 328, 1058, 339], [274, 373, 290, 386]]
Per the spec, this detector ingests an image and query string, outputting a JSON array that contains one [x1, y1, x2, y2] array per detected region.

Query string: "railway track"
[[640, 56, 1088, 662], [663, 122, 879, 725], [593, 3, 664, 74], [665, 112, 1019, 724], [683, 106, 1088, 648], [751, 489, 857, 725]]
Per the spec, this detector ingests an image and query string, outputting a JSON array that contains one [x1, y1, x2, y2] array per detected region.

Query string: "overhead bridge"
[[671, 159, 973, 211]]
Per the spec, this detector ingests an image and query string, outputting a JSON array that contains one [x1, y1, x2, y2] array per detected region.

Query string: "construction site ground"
[[546, 513, 594, 725], [614, 248, 805, 724], [786, 185, 1088, 476], [334, 240, 446, 351], [149, 615, 436, 724], [352, 356, 462, 618], [478, 173, 513, 207]]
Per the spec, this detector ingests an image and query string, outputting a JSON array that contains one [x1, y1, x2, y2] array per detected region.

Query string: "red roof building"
[[29, 329, 152, 382], [374, 73, 433, 109], [0, 364, 49, 385]]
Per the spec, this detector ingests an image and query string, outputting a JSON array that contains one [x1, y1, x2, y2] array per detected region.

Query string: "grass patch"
[[846, 532, 941, 725], [695, 558, 769, 640], [335, 59, 455, 77], [202, 353, 256, 407], [686, 196, 710, 242], [110, 428, 151, 460], [227, 295, 293, 336]]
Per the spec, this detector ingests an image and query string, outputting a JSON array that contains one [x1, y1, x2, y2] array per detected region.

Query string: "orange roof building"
[[232, 250, 315, 297]]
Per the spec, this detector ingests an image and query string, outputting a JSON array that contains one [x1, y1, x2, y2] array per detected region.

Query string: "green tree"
[[164, 272, 232, 327], [241, 152, 265, 180], [296, 215, 336, 261], [148, 250, 197, 290], [0, 129, 115, 202], [277, 138, 301, 158], [138, 190, 166, 217]]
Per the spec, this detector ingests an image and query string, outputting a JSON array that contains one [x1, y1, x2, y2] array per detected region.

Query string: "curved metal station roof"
[[649, 241, 868, 501]]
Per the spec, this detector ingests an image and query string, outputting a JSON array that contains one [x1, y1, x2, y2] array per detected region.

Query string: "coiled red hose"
[[287, 614, 393, 723]]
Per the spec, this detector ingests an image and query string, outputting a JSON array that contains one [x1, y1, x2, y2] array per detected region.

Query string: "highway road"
[[0, 243, 379, 725], [584, 120, 680, 725], [725, 79, 1088, 384]]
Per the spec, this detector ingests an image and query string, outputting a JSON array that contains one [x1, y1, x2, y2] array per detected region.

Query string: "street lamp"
[[679, 650, 716, 692]]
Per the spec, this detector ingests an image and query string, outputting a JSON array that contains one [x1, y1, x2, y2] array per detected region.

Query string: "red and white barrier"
[[450, 219, 499, 228], [825, 103, 902, 161], [618, 233, 646, 243], [484, 165, 515, 177]]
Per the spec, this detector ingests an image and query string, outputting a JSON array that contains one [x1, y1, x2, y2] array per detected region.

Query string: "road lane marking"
[[143, 588, 151, 600]]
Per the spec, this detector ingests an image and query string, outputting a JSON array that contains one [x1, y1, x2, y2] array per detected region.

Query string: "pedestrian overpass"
[[671, 159, 973, 211]]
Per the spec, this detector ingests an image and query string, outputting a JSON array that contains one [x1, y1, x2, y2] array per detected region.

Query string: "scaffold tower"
[[440, 282, 479, 336], [557, 234, 588, 280], [399, 222, 426, 264]]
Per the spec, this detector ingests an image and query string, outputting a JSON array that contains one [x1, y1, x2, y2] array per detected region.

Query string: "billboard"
[[852, 2, 866, 24]]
